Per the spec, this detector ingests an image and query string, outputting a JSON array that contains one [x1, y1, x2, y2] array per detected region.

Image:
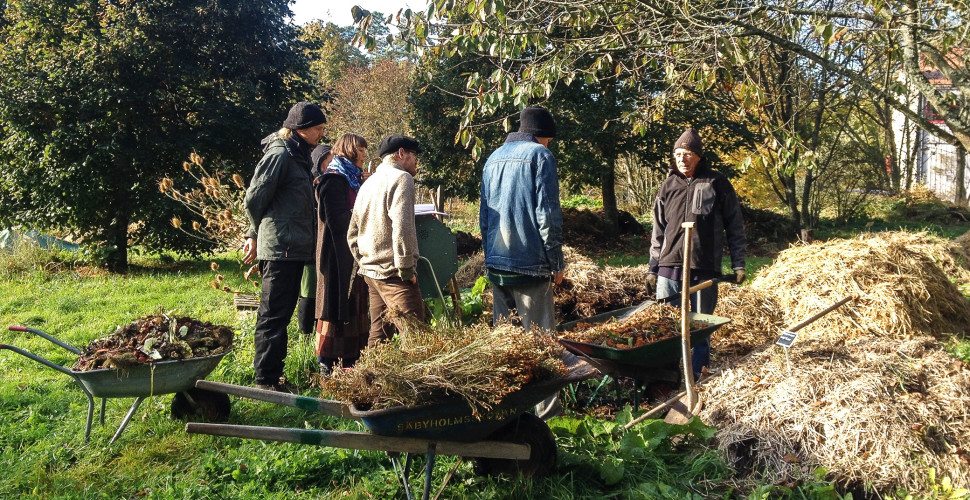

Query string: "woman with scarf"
[[311, 133, 371, 375]]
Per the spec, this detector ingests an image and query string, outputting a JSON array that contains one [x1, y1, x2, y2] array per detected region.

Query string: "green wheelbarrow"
[[557, 300, 731, 407], [1, 325, 231, 444]]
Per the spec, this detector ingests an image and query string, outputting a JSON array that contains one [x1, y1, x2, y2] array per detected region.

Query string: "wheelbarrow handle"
[[0, 343, 76, 377], [8, 325, 82, 355], [654, 274, 736, 305]]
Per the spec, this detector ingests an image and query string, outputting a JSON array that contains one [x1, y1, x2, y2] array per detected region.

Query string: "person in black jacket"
[[312, 134, 371, 375], [244, 101, 326, 392], [647, 128, 746, 376]]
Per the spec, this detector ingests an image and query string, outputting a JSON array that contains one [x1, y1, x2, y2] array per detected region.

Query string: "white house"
[[892, 66, 970, 202]]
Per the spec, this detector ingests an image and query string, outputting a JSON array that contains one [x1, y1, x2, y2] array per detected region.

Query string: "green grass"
[[815, 218, 970, 241], [0, 246, 762, 498]]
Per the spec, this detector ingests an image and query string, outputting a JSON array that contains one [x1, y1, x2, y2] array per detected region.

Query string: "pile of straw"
[[321, 320, 566, 415], [710, 284, 784, 358], [452, 247, 655, 322], [557, 247, 654, 321], [701, 336, 970, 493], [700, 230, 970, 493], [454, 251, 485, 289], [750, 231, 970, 341]]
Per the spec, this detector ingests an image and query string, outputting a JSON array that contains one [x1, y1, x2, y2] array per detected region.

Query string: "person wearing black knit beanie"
[[647, 127, 747, 380], [242, 101, 327, 393], [479, 105, 565, 420]]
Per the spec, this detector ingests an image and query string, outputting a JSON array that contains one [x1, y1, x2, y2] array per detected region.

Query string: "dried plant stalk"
[[322, 318, 566, 415]]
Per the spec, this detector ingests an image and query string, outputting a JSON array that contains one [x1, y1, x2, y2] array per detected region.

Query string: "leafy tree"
[[409, 54, 502, 202], [323, 59, 415, 155], [0, 0, 304, 272], [299, 21, 367, 102], [360, 0, 970, 202]]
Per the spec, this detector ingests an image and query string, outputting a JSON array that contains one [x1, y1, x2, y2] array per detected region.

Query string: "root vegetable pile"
[[563, 303, 709, 349], [72, 315, 233, 371], [322, 319, 566, 415]]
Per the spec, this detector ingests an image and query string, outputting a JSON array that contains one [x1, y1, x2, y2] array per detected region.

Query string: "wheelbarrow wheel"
[[473, 413, 557, 477], [171, 388, 231, 422]]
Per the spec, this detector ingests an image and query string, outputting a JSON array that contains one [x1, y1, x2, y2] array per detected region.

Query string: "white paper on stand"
[[414, 203, 448, 216]]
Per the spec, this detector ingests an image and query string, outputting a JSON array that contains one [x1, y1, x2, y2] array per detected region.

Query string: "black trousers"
[[253, 260, 305, 384]]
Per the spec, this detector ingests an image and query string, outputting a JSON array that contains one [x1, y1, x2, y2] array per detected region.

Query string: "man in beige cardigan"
[[347, 135, 426, 345]]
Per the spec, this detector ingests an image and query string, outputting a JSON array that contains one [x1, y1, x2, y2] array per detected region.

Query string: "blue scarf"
[[327, 156, 363, 192]]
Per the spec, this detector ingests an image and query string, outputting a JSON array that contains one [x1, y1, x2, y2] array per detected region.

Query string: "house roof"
[[920, 48, 965, 86]]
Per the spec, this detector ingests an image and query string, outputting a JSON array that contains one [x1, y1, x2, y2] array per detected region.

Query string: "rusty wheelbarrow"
[[1, 325, 231, 444]]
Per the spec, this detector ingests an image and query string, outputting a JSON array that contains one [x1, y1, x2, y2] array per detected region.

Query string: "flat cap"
[[377, 134, 422, 158]]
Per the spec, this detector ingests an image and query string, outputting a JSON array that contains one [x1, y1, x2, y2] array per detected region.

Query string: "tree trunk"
[[105, 149, 131, 273], [105, 187, 130, 273], [881, 99, 901, 191], [780, 172, 803, 234], [906, 129, 920, 190], [956, 144, 968, 206], [601, 160, 619, 236], [800, 169, 815, 229]]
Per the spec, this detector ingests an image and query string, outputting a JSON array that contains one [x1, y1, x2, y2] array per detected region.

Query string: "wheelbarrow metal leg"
[[109, 397, 145, 445], [100, 398, 106, 426], [83, 392, 95, 443], [423, 443, 437, 500], [402, 453, 414, 500]]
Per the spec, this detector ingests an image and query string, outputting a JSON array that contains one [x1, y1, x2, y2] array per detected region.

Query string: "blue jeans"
[[655, 275, 718, 375]]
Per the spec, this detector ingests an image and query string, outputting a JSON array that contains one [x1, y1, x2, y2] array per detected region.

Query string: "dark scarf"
[[326, 155, 363, 192]]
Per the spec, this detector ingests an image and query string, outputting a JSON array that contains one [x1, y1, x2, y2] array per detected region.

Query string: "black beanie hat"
[[673, 128, 703, 156], [518, 106, 557, 138], [311, 144, 333, 170], [377, 135, 422, 158], [282, 102, 326, 130]]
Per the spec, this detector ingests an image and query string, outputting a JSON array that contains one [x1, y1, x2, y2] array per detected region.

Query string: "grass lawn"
[[0, 250, 749, 499], [3, 208, 967, 498]]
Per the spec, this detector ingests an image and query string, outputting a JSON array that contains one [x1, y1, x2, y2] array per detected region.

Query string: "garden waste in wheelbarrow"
[[557, 300, 730, 406], [186, 352, 599, 500], [1, 325, 231, 444]]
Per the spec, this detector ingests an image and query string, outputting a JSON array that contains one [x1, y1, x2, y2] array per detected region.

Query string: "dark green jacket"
[[244, 136, 315, 262]]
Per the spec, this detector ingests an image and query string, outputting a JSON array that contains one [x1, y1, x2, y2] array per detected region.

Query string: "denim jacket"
[[479, 132, 565, 276]]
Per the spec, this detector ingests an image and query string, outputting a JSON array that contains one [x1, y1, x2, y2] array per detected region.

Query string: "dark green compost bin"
[[415, 214, 459, 299]]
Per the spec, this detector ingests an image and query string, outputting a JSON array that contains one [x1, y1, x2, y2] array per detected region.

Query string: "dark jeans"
[[253, 260, 305, 385], [655, 275, 718, 374], [363, 276, 426, 346]]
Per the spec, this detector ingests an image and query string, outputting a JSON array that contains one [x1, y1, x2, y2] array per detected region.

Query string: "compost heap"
[[322, 320, 566, 415], [709, 284, 784, 358], [73, 315, 233, 371], [557, 247, 655, 321], [454, 247, 655, 321], [700, 231, 970, 494], [563, 302, 708, 349]]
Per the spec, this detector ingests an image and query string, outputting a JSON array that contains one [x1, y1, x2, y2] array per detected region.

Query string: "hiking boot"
[[254, 378, 297, 394]]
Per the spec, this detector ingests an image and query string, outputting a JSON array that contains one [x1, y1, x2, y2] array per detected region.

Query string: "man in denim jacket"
[[480, 106, 565, 418]]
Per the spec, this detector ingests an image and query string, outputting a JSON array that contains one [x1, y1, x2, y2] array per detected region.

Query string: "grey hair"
[[276, 127, 293, 140], [382, 153, 403, 167]]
